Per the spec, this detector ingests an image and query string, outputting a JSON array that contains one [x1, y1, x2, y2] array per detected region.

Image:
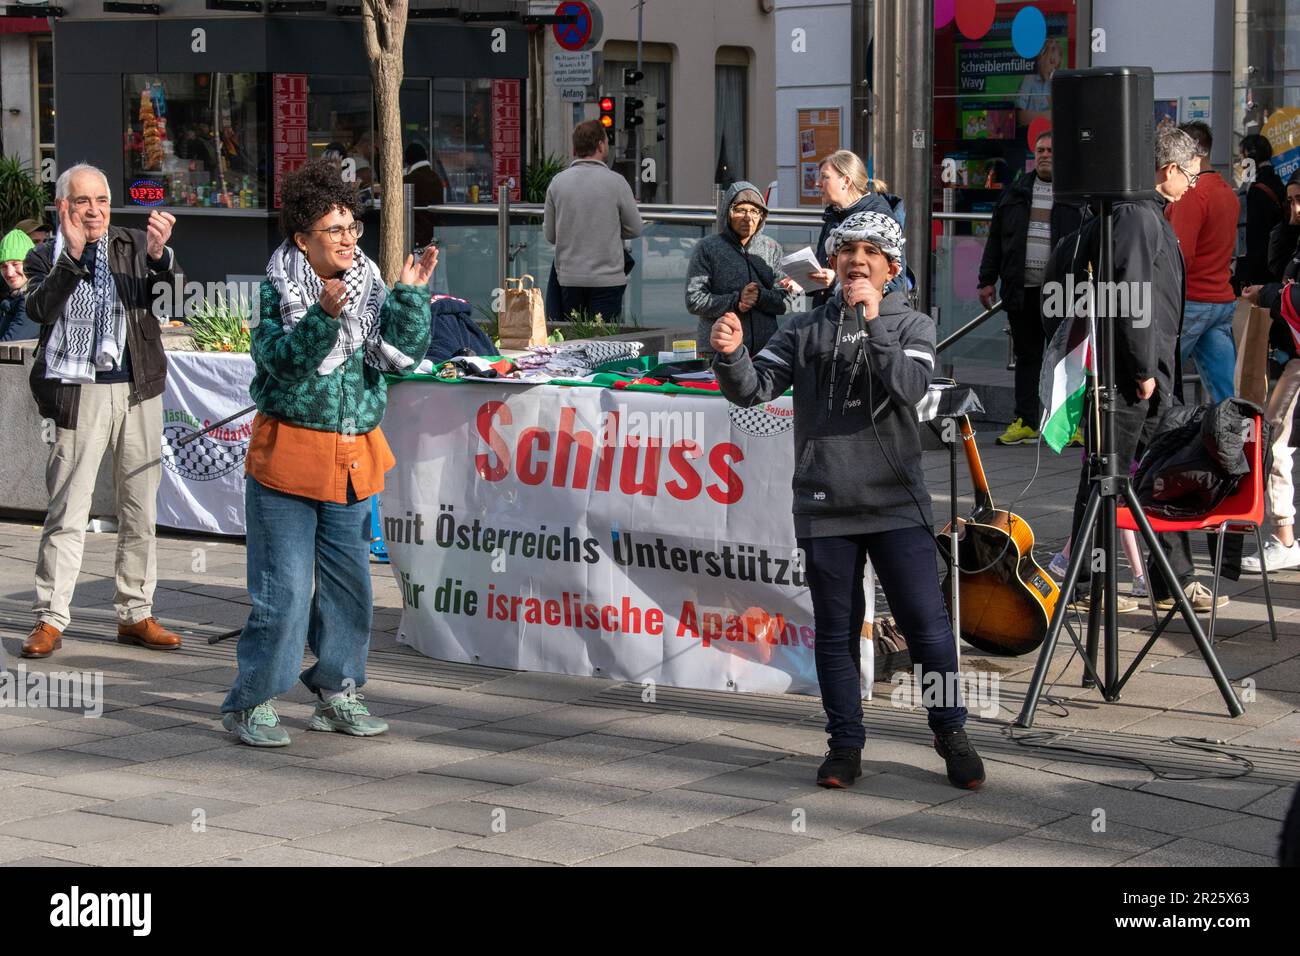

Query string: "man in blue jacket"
[[712, 210, 985, 792]]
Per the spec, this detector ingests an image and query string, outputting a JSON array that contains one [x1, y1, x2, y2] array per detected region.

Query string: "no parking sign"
[[553, 1, 603, 52]]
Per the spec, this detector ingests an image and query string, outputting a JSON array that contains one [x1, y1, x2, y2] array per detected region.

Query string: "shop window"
[[715, 61, 747, 187], [123, 73, 267, 209], [33, 36, 55, 192], [304, 75, 375, 203], [434, 78, 495, 203]]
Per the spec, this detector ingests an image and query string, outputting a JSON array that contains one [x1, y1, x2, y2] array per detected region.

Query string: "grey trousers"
[[33, 382, 163, 630]]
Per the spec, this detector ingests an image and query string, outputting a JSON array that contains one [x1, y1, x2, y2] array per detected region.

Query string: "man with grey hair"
[[1054, 124, 1224, 613], [19, 162, 185, 659]]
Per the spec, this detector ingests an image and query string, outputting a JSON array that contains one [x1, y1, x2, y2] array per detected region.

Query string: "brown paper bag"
[[498, 274, 548, 350], [1233, 301, 1271, 407]]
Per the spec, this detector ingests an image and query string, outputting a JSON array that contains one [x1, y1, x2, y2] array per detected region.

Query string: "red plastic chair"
[[1117, 415, 1278, 645]]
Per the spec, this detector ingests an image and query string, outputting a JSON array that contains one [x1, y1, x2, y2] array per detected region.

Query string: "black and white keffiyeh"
[[43, 232, 128, 384], [266, 240, 414, 375]]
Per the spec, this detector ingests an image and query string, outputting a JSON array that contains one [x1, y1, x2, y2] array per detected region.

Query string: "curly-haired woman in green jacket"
[[222, 161, 435, 747]]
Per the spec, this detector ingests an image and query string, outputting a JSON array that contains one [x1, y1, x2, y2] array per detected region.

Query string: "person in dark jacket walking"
[[20, 163, 184, 660], [0, 227, 38, 342], [687, 181, 795, 358], [809, 150, 906, 306], [978, 131, 1086, 445], [1056, 127, 1226, 614], [712, 210, 986, 793], [1237, 134, 1287, 287]]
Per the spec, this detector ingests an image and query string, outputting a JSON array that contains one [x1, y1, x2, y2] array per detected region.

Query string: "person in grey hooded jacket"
[[687, 181, 795, 357]]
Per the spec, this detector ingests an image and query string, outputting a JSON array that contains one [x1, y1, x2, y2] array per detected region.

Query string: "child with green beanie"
[[0, 227, 38, 342]]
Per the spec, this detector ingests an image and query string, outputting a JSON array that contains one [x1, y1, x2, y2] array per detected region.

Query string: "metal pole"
[[403, 182, 414, 255], [498, 177, 512, 295], [635, 0, 644, 202]]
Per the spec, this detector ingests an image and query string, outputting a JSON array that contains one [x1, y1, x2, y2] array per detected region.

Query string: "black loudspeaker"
[[1051, 67, 1154, 202]]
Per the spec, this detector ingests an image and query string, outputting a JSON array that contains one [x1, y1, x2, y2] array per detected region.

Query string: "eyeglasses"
[[730, 207, 763, 219], [308, 221, 364, 242], [1178, 165, 1200, 187]]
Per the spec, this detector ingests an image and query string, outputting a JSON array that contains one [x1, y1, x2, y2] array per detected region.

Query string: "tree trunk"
[[362, 1, 409, 285]]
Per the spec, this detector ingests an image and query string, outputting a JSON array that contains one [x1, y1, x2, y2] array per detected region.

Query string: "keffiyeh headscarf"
[[824, 210, 905, 263], [266, 240, 413, 375], [43, 231, 128, 384]]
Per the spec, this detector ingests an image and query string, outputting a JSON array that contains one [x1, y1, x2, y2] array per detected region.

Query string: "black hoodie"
[[713, 289, 936, 538]]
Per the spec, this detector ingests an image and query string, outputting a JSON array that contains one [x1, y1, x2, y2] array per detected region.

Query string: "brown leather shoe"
[[22, 622, 62, 659], [117, 617, 182, 651]]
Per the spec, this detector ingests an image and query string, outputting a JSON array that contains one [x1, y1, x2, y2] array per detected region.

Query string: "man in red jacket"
[[1167, 121, 1239, 403]]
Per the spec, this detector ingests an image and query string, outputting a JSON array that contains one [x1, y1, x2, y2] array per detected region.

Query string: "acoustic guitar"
[[935, 416, 1059, 657]]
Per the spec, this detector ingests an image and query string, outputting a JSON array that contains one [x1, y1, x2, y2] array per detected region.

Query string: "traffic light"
[[623, 96, 644, 130], [623, 68, 644, 87], [599, 96, 617, 145], [647, 95, 666, 143]]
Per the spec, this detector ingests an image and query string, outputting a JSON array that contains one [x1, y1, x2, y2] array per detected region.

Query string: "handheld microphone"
[[855, 301, 867, 330]]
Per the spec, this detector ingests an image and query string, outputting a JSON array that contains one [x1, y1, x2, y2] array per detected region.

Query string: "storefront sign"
[[272, 73, 308, 210], [128, 180, 166, 206], [553, 51, 594, 86], [491, 79, 523, 202], [1264, 107, 1300, 182], [797, 108, 841, 206]]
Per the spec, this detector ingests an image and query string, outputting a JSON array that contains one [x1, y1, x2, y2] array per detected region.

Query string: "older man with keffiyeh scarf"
[[221, 160, 434, 748], [20, 163, 182, 661]]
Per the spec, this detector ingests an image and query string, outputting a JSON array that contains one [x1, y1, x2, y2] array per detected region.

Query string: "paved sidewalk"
[[0, 435, 1295, 866]]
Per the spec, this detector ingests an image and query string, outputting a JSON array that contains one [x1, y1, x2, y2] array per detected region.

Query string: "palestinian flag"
[[1039, 306, 1094, 454]]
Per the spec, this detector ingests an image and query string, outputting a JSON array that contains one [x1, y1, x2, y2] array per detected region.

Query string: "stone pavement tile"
[[471, 820, 651, 865], [510, 733, 672, 769], [0, 769, 50, 790], [0, 786, 106, 825], [0, 714, 44, 731], [119, 745, 313, 783], [566, 753, 735, 791], [389, 800, 555, 836], [657, 737, 796, 766], [174, 765, 381, 805], [0, 809, 166, 847], [1241, 657, 1300, 692], [926, 791, 1073, 829], [1117, 714, 1261, 741], [288, 820, 465, 864], [1025, 814, 1177, 854], [205, 844, 381, 867], [313, 772, 503, 812], [1117, 837, 1274, 867], [394, 846, 559, 867], [681, 766, 826, 803], [490, 704, 641, 737], [46, 708, 195, 737], [1240, 786, 1298, 821], [862, 810, 1030, 849], [0, 749, 135, 778], [205, 799, 387, 840], [65, 728, 228, 762], [1179, 816, 1285, 857], [723, 724, 832, 756], [579, 845, 749, 866], [651, 822, 818, 863], [0, 834, 78, 864], [758, 832, 964, 867], [1225, 713, 1300, 749], [424, 753, 562, 786], [420, 692, 564, 723], [0, 725, 107, 755], [727, 790, 927, 840], [413, 726, 560, 752], [2, 856, 92, 867], [849, 770, 973, 806], [470, 671, 618, 703], [1028, 783, 1243, 834], [1181, 688, 1300, 727], [84, 792, 251, 826], [306, 741, 493, 779], [1033, 760, 1155, 790], [383, 710, 485, 734], [566, 788, 768, 837], [488, 777, 645, 816], [1028, 702, 1168, 733], [940, 835, 1135, 867], [1136, 778, 1280, 811], [599, 712, 744, 744]]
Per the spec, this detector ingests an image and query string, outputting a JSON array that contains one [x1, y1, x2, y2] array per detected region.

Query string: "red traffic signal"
[[599, 96, 616, 129], [599, 96, 615, 112]]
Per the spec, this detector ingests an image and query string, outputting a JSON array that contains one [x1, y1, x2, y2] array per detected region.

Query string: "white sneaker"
[[1242, 536, 1300, 574], [1131, 576, 1148, 598], [1047, 551, 1069, 580]]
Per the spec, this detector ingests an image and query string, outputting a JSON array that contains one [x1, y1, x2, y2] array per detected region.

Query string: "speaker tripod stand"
[[1014, 201, 1243, 727]]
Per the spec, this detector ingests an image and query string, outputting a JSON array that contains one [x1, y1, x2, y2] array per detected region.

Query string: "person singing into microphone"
[[711, 210, 985, 791]]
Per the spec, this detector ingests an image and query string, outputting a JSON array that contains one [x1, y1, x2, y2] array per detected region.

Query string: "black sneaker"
[[816, 748, 862, 789], [933, 728, 985, 790]]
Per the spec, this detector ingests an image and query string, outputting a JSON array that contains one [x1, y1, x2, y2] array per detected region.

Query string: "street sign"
[[553, 51, 594, 86], [553, 1, 602, 52], [559, 87, 589, 102]]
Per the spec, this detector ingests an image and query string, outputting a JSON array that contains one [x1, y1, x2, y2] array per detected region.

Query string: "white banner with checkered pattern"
[[381, 381, 876, 697], [157, 351, 254, 535]]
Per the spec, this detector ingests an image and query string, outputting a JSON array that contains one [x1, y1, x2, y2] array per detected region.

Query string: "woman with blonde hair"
[[810, 150, 907, 305]]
